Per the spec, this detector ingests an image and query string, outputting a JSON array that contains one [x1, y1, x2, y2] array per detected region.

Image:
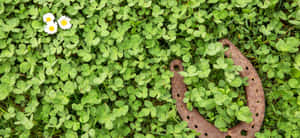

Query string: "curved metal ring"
[[170, 39, 265, 138]]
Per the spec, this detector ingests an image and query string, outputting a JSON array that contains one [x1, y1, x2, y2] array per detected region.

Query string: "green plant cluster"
[[180, 42, 252, 132], [0, 0, 299, 138]]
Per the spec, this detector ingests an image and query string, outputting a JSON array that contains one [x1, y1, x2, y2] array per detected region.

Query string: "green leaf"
[[232, 0, 253, 8], [15, 112, 34, 130], [93, 73, 107, 85], [214, 93, 228, 105], [230, 77, 243, 87], [275, 37, 300, 53], [65, 130, 78, 138], [0, 84, 12, 101], [20, 62, 31, 73], [31, 20, 42, 29], [206, 42, 223, 56], [236, 107, 253, 123], [62, 81, 76, 94], [208, 0, 218, 4], [81, 90, 101, 105], [214, 117, 227, 129], [288, 79, 299, 88]]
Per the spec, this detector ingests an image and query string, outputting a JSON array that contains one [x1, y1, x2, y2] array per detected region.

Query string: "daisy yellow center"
[[49, 26, 55, 32], [61, 20, 68, 26], [46, 17, 52, 22]]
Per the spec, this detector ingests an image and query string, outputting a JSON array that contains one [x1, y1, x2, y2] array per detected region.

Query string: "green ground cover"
[[0, 0, 299, 137]]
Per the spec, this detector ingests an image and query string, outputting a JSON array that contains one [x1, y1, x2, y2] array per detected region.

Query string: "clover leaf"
[[236, 107, 253, 123], [275, 37, 300, 53], [206, 42, 223, 56]]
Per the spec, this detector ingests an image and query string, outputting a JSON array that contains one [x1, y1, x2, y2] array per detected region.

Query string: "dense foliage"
[[180, 42, 252, 132], [0, 0, 299, 137]]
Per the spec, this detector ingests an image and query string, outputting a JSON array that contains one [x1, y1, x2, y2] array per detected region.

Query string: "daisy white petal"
[[58, 16, 72, 30], [43, 13, 55, 23], [44, 22, 58, 34]]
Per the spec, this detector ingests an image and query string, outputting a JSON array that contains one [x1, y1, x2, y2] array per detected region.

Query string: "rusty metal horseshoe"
[[170, 39, 265, 138]]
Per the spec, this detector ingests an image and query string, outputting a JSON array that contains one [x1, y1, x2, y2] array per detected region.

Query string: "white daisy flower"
[[44, 22, 58, 34], [58, 16, 72, 30], [43, 13, 55, 24]]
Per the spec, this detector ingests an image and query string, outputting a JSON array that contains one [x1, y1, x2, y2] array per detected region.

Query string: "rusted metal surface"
[[170, 39, 265, 138]]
